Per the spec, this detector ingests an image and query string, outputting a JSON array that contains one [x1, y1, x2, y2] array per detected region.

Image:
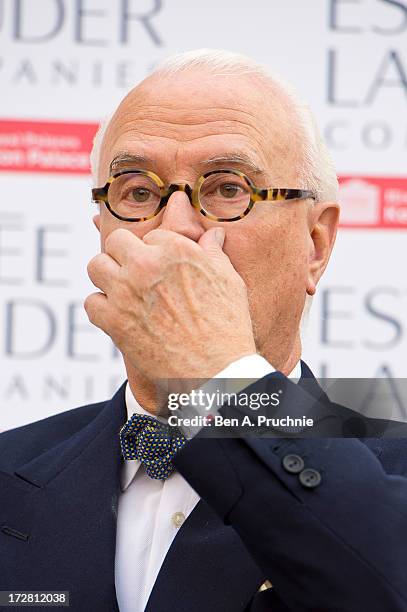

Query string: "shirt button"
[[282, 453, 305, 474], [299, 468, 322, 489], [171, 511, 185, 528]]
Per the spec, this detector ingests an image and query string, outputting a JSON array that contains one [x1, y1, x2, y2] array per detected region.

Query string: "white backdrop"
[[1, 0, 406, 430]]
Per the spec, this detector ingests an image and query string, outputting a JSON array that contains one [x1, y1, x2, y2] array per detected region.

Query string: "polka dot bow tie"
[[119, 413, 187, 480]]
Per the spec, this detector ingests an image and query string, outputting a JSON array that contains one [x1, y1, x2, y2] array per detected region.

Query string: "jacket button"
[[299, 468, 322, 488], [282, 454, 305, 474]]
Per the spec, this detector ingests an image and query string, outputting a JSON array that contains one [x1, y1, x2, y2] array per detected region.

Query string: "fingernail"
[[215, 228, 225, 247]]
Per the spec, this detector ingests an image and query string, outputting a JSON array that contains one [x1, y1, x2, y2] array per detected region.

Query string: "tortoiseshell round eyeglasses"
[[91, 168, 316, 223]]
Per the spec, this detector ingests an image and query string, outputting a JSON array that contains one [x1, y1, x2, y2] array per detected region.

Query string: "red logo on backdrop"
[[339, 177, 407, 229], [0, 119, 96, 174], [0, 120, 406, 228]]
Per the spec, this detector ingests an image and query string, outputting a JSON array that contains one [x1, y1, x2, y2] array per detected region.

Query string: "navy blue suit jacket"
[[1, 362, 407, 611]]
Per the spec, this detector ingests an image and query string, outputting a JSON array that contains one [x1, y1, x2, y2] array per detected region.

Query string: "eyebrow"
[[198, 154, 265, 175], [109, 153, 154, 173], [109, 151, 266, 176]]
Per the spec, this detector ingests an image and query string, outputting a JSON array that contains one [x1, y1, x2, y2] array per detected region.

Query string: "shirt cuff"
[[213, 353, 276, 380]]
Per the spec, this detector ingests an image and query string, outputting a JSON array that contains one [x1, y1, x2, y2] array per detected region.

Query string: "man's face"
[[96, 70, 331, 367]]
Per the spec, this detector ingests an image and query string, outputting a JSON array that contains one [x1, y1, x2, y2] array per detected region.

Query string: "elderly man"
[[1, 49, 407, 612]]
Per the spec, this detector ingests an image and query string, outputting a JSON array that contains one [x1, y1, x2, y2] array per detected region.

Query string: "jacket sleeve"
[[173, 373, 407, 612]]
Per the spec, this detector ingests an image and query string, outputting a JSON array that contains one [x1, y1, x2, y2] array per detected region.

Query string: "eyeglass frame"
[[91, 168, 317, 223]]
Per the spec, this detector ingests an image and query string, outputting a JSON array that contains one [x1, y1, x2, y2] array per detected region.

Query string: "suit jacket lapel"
[[298, 359, 332, 405], [1, 384, 127, 612], [145, 498, 265, 612]]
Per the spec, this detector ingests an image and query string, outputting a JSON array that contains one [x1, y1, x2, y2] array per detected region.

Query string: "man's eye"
[[219, 183, 242, 198], [130, 188, 151, 202]]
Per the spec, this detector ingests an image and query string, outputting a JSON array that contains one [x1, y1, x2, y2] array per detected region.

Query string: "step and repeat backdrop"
[[1, 0, 406, 430]]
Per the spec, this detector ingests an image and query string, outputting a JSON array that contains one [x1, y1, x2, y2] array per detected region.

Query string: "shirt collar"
[[289, 360, 302, 380]]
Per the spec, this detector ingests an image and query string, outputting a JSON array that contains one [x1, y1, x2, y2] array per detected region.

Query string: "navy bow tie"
[[119, 413, 187, 480]]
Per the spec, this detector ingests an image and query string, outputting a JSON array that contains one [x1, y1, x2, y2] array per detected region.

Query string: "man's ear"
[[306, 201, 340, 296], [92, 213, 101, 232]]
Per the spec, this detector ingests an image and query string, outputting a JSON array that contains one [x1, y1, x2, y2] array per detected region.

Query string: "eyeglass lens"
[[107, 172, 252, 220]]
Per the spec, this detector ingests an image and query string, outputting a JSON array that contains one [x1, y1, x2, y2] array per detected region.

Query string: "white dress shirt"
[[114, 355, 301, 612]]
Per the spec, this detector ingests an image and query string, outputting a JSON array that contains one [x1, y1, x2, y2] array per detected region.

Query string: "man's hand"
[[84, 227, 256, 381]]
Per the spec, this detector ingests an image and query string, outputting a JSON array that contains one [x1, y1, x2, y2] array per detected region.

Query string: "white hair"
[[90, 48, 338, 203]]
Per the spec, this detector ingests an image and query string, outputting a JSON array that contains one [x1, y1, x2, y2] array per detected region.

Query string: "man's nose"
[[158, 189, 206, 242]]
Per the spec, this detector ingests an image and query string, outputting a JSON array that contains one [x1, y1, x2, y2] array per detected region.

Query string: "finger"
[[104, 228, 146, 264], [87, 253, 120, 293], [143, 228, 199, 252], [198, 227, 225, 249], [84, 291, 110, 332], [198, 227, 228, 263]]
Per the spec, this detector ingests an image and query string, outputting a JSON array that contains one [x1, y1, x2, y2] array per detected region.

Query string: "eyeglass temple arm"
[[255, 188, 317, 201]]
